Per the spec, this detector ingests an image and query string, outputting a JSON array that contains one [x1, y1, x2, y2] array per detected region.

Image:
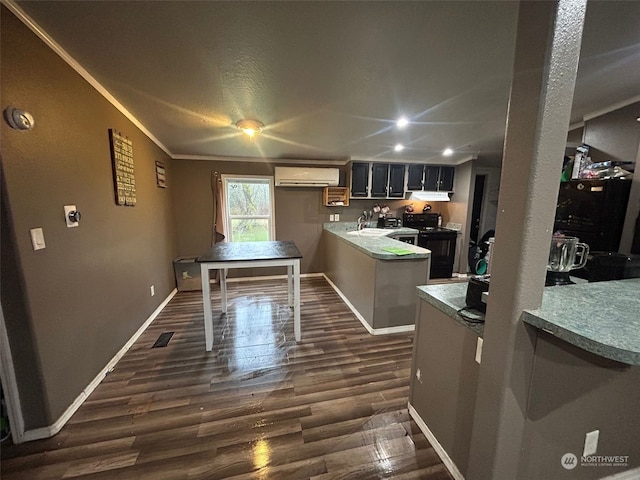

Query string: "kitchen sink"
[[346, 228, 393, 237]]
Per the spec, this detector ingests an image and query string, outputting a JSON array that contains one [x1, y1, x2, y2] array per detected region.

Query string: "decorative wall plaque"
[[108, 129, 136, 206], [155, 161, 167, 188]]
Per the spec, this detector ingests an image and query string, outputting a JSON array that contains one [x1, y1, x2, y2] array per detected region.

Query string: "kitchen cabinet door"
[[407, 165, 424, 190], [388, 164, 406, 197], [371, 163, 389, 197], [350, 162, 369, 197], [423, 166, 440, 191], [439, 166, 455, 191], [424, 166, 455, 191]]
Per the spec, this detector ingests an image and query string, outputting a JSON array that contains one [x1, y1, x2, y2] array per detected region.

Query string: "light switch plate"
[[30, 228, 46, 250], [475, 337, 483, 364], [64, 205, 79, 227], [335, 214, 340, 221]]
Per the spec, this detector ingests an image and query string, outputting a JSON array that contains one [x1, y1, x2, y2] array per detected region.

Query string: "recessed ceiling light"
[[394, 144, 405, 152], [443, 148, 453, 156], [396, 117, 409, 128], [236, 119, 264, 139]]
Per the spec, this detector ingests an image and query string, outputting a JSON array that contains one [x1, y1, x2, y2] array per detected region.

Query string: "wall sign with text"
[[108, 129, 136, 206]]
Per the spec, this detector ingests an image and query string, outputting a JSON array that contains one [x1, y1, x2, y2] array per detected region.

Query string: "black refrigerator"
[[554, 179, 632, 252]]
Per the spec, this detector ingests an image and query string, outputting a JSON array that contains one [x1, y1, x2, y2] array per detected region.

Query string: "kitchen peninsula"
[[322, 223, 431, 334], [409, 278, 640, 479]]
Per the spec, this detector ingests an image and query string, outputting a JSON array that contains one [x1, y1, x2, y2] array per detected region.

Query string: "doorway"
[[470, 175, 486, 244]]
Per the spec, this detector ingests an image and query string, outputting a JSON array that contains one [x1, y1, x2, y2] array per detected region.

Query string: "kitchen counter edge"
[[416, 279, 640, 365], [323, 222, 431, 261]]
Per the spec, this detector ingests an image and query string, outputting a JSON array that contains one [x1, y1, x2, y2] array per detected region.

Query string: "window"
[[222, 175, 275, 242]]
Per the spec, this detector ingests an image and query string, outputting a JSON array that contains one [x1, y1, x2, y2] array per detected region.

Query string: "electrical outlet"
[[150, 285, 155, 296], [583, 430, 599, 457], [329, 214, 335, 222], [335, 214, 340, 221], [475, 337, 483, 364]]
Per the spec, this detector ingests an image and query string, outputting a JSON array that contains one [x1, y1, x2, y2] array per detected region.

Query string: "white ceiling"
[[11, 1, 640, 166]]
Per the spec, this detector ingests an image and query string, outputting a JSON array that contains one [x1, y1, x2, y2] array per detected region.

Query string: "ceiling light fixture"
[[394, 144, 405, 152], [443, 148, 454, 156], [396, 117, 409, 128], [236, 119, 264, 139]]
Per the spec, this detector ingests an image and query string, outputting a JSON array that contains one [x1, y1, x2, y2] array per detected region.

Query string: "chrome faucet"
[[356, 214, 367, 230]]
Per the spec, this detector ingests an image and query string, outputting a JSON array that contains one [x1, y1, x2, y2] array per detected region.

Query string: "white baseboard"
[[19, 288, 177, 443], [322, 274, 414, 335], [408, 402, 465, 480]]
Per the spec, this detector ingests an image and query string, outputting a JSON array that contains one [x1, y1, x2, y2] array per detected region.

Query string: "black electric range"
[[403, 213, 458, 278]]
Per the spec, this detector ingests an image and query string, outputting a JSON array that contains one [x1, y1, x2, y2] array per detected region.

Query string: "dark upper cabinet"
[[371, 164, 389, 197], [423, 166, 440, 191], [439, 166, 455, 191], [423, 165, 455, 191], [350, 162, 369, 197], [407, 165, 424, 190], [388, 164, 406, 197]]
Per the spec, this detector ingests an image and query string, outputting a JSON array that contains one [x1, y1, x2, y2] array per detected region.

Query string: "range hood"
[[409, 191, 451, 202]]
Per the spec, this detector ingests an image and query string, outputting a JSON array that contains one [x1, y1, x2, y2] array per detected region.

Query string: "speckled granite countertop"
[[416, 283, 485, 337], [323, 222, 430, 260], [416, 278, 640, 365], [523, 278, 640, 366]]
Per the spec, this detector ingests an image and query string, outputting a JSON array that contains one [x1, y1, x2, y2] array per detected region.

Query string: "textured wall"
[[1, 8, 178, 430], [584, 102, 640, 165]]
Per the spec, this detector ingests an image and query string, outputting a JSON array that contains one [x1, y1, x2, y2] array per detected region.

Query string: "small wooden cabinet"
[[323, 186, 350, 206]]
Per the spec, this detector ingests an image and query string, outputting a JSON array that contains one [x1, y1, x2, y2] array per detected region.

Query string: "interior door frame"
[[0, 303, 25, 444]]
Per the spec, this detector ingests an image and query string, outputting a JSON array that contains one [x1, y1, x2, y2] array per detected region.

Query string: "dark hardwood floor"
[[1, 276, 452, 479]]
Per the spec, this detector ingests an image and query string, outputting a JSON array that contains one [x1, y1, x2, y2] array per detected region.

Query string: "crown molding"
[[3, 0, 172, 158]]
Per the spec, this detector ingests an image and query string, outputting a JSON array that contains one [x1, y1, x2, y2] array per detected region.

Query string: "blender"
[[546, 235, 589, 286]]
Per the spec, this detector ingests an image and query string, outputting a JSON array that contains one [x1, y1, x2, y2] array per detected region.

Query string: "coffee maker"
[[546, 235, 589, 286]]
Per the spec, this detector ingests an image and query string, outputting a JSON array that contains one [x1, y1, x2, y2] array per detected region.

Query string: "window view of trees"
[[225, 178, 273, 242]]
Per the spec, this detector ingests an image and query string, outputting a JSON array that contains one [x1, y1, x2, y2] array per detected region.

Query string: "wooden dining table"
[[196, 240, 303, 351]]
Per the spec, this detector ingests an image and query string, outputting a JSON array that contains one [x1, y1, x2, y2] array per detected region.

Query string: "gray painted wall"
[[170, 159, 344, 275], [583, 102, 640, 165], [1, 9, 178, 430]]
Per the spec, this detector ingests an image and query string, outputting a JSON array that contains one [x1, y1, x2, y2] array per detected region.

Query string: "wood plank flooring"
[[1, 276, 452, 480]]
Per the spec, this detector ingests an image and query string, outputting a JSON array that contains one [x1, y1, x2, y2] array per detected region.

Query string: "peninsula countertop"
[[416, 278, 640, 365], [323, 222, 430, 260]]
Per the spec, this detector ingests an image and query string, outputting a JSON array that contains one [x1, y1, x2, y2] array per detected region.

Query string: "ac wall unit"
[[274, 166, 339, 187]]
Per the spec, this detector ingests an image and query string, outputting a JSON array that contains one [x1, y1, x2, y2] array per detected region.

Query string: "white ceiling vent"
[[274, 166, 339, 187]]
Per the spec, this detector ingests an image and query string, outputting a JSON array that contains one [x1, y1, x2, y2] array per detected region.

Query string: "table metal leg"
[[294, 259, 301, 342], [200, 264, 213, 351], [220, 268, 228, 313]]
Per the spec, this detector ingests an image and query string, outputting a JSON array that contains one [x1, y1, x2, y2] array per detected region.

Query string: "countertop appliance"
[[586, 252, 640, 282], [403, 213, 457, 278], [466, 275, 490, 312], [546, 235, 589, 286], [377, 216, 401, 228]]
